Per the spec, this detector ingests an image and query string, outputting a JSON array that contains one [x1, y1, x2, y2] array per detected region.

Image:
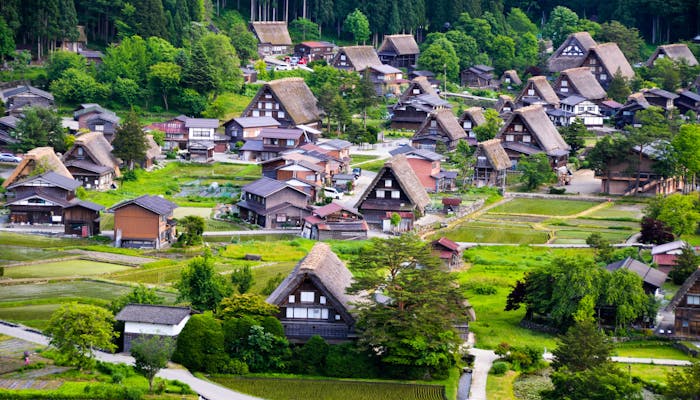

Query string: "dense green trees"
[[11, 107, 66, 153], [348, 234, 467, 379], [111, 111, 148, 170], [517, 153, 556, 191], [176, 250, 231, 311], [644, 194, 700, 237], [176, 215, 205, 246]]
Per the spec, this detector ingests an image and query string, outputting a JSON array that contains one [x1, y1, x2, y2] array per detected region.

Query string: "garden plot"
[[3, 260, 131, 279], [0, 281, 176, 304], [175, 180, 240, 199], [0, 246, 67, 264], [173, 207, 213, 219], [488, 198, 600, 216]]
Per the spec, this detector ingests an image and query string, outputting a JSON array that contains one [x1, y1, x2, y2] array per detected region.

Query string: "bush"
[[324, 343, 378, 378], [121, 170, 138, 182], [472, 283, 498, 295], [172, 314, 226, 373], [491, 361, 509, 375]]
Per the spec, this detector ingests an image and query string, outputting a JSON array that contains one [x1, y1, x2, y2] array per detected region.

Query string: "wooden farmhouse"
[[236, 177, 310, 229], [301, 202, 368, 241], [595, 141, 681, 195], [670, 268, 700, 338], [73, 104, 120, 142], [389, 145, 456, 193], [354, 154, 430, 226], [148, 115, 189, 151], [357, 64, 404, 96], [578, 43, 634, 90], [461, 65, 495, 88], [652, 241, 687, 275], [473, 139, 511, 188], [549, 95, 604, 127], [331, 46, 382, 72], [0, 85, 54, 117], [500, 70, 522, 90], [377, 34, 420, 68], [0, 115, 19, 149], [674, 90, 700, 117], [240, 128, 312, 162], [242, 78, 322, 129], [250, 21, 292, 57], [62, 131, 120, 190], [116, 305, 192, 352], [411, 109, 466, 152], [459, 107, 486, 145], [516, 76, 560, 110], [552, 67, 606, 102], [2, 147, 72, 189], [110, 195, 177, 249], [547, 32, 597, 73], [495, 95, 516, 116], [224, 116, 280, 144], [646, 44, 698, 67], [391, 77, 451, 130], [294, 41, 336, 62], [495, 105, 570, 168], [605, 257, 667, 295], [616, 92, 651, 127], [266, 242, 361, 342]]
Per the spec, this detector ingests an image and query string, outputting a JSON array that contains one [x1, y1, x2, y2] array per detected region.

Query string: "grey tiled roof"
[[115, 304, 191, 325], [109, 195, 177, 215]]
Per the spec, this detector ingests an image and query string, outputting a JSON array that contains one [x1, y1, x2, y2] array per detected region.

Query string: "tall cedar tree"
[[12, 107, 66, 153], [111, 111, 148, 171], [348, 235, 467, 378], [606, 69, 631, 103], [552, 318, 613, 372], [0, 16, 15, 61], [183, 42, 217, 96], [134, 0, 168, 39], [559, 120, 587, 155], [669, 244, 700, 285], [356, 69, 378, 128]]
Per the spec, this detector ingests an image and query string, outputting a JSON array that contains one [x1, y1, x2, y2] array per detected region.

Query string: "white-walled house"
[[548, 95, 603, 127], [115, 304, 192, 352]]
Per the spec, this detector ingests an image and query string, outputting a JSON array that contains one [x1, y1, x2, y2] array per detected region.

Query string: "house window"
[[600, 74, 607, 81], [391, 190, 400, 199], [252, 110, 260, 117], [590, 58, 596, 64], [340, 54, 346, 60], [286, 139, 295, 146], [688, 295, 700, 305], [561, 87, 568, 93], [286, 307, 329, 319], [506, 135, 514, 141], [95, 124, 104, 131], [278, 111, 285, 118], [527, 89, 535, 96], [301, 291, 315, 302], [77, 147, 84, 157], [430, 120, 437, 127], [335, 314, 341, 320], [320, 296, 326, 304], [376, 190, 385, 198], [463, 121, 472, 129], [288, 295, 295, 303], [265, 94, 272, 99], [385, 179, 392, 187], [413, 88, 420, 94], [514, 124, 523, 132], [505, 77, 511, 83], [265, 102, 273, 110], [561, 80, 568, 87], [522, 135, 531, 143]]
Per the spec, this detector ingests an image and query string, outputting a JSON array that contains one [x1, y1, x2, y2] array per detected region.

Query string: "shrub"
[[121, 170, 138, 182], [293, 335, 329, 374], [172, 313, 226, 373], [491, 361, 509, 375], [472, 283, 498, 295], [324, 343, 378, 378], [549, 186, 566, 194]]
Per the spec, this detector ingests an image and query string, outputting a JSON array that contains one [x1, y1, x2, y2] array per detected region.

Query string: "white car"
[[323, 187, 344, 200], [0, 153, 21, 163]]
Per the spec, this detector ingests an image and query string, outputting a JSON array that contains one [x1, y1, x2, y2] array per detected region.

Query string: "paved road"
[[467, 348, 499, 400], [0, 323, 262, 400]]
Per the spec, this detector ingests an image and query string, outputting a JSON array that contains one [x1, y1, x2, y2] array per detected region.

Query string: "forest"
[[0, 0, 698, 58]]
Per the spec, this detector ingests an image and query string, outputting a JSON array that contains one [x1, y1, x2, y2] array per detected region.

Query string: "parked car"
[[352, 167, 362, 178], [0, 153, 21, 163], [323, 186, 344, 200]]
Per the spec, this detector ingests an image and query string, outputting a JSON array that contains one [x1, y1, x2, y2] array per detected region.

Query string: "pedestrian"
[[23, 350, 30, 365]]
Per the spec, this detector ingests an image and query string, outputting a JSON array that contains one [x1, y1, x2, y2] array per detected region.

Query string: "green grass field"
[[358, 158, 389, 172], [628, 363, 687, 386], [485, 370, 518, 400], [488, 199, 600, 216], [4, 260, 132, 278], [219, 239, 315, 262], [585, 203, 644, 220], [211, 376, 446, 400], [436, 224, 550, 244], [614, 341, 696, 361], [0, 245, 67, 264], [350, 155, 380, 165], [81, 162, 261, 208]]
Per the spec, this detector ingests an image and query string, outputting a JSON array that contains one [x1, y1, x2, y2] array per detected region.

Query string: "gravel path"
[[66, 249, 155, 265], [467, 348, 499, 400]]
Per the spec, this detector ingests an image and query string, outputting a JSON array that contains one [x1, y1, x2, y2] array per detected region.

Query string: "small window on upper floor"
[[300, 291, 315, 302], [385, 179, 392, 187]]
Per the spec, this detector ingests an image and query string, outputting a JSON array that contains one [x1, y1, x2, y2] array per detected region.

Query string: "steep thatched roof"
[[556, 67, 606, 100], [495, 95, 515, 114], [3, 147, 72, 188], [334, 46, 382, 70], [265, 78, 321, 125], [251, 21, 292, 45], [588, 43, 634, 80], [417, 109, 466, 142], [400, 76, 439, 101], [266, 242, 361, 315], [669, 267, 700, 309], [547, 32, 597, 72], [355, 154, 430, 211], [460, 107, 486, 126], [478, 139, 511, 170], [501, 70, 522, 85], [500, 105, 570, 156], [145, 134, 160, 160], [646, 44, 698, 67], [63, 131, 120, 176], [518, 76, 560, 107], [378, 34, 420, 55]]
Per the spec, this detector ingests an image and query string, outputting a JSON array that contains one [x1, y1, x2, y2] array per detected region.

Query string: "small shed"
[[115, 304, 192, 352], [432, 237, 463, 270]]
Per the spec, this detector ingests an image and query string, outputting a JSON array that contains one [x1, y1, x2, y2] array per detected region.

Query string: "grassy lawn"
[[350, 155, 380, 165], [0, 245, 67, 264], [488, 199, 600, 216], [4, 260, 132, 278], [627, 363, 686, 386], [211, 376, 446, 400], [458, 246, 596, 350], [174, 207, 213, 219], [81, 162, 261, 208], [358, 158, 389, 172], [216, 91, 256, 122], [486, 370, 518, 400], [614, 341, 696, 361], [0, 304, 62, 330], [584, 203, 644, 220], [219, 239, 315, 262], [0, 232, 90, 248], [436, 224, 550, 244]]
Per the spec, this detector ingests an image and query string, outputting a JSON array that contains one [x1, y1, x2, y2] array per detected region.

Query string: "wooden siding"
[[675, 279, 700, 338]]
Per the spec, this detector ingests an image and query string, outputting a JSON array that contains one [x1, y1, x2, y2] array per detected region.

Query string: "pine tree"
[[355, 69, 378, 128], [134, 0, 168, 39], [607, 69, 631, 103], [183, 42, 216, 96], [0, 16, 15, 62], [112, 110, 148, 171], [56, 0, 78, 42]]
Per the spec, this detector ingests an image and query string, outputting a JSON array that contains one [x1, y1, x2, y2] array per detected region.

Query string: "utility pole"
[[443, 63, 447, 96]]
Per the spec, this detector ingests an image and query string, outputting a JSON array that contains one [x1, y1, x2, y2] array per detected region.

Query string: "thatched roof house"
[[250, 21, 292, 56], [266, 242, 361, 342], [62, 131, 121, 190], [669, 267, 700, 338], [580, 43, 634, 89], [459, 107, 486, 144], [646, 44, 698, 67], [496, 105, 570, 167], [400, 76, 440, 101], [501, 70, 522, 87], [516, 76, 560, 108], [331, 46, 382, 71], [242, 78, 321, 128], [553, 67, 607, 101], [378, 34, 420, 68], [495, 94, 516, 115], [412, 109, 466, 151], [355, 154, 430, 225], [547, 32, 597, 73], [478, 139, 512, 170], [473, 139, 511, 188], [2, 147, 72, 188]]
